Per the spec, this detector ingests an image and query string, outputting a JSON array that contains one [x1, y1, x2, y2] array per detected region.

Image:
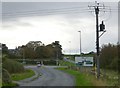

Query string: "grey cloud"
[[2, 21, 33, 30], [1, 2, 118, 53], [2, 2, 91, 21], [15, 22, 33, 27]]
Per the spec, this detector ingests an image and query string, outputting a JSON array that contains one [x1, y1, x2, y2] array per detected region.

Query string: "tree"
[[35, 46, 45, 59], [19, 45, 37, 59], [51, 41, 62, 59], [35, 41, 62, 59], [2, 44, 8, 54], [16, 41, 62, 60], [26, 41, 44, 50], [46, 44, 55, 58]]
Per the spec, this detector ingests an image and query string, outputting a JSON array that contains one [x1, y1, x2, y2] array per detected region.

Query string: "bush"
[[100, 43, 118, 71], [2, 69, 12, 84], [2, 58, 25, 74], [16, 59, 57, 65], [43, 60, 56, 65]]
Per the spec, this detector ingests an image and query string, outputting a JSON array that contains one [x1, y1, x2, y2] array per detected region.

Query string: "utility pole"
[[88, 1, 106, 79], [95, 6, 100, 79]]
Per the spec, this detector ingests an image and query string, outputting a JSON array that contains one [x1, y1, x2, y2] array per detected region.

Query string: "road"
[[16, 66, 75, 87]]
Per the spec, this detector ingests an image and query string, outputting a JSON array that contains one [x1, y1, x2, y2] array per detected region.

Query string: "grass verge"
[[100, 69, 119, 86], [57, 67, 93, 86], [2, 82, 18, 88], [57, 67, 107, 86], [11, 69, 35, 81]]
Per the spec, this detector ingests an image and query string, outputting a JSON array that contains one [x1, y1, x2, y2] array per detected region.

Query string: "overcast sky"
[[0, 1, 119, 54]]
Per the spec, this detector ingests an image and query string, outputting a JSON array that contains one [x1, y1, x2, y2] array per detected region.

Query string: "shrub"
[[43, 60, 56, 65], [100, 43, 118, 71], [2, 69, 12, 84], [2, 58, 25, 74]]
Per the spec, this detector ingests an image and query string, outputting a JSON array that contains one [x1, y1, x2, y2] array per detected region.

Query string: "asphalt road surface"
[[17, 66, 75, 87]]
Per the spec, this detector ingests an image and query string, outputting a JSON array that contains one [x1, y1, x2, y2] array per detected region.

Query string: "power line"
[[1, 3, 118, 17], [3, 6, 89, 14], [2, 8, 91, 17], [3, 8, 118, 16], [1, 2, 118, 21], [3, 10, 89, 15]]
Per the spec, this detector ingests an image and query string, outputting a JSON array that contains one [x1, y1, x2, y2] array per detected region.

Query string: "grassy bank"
[[11, 69, 35, 81], [57, 67, 107, 86]]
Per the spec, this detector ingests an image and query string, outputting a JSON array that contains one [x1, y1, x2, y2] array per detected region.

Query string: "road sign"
[[75, 57, 93, 67]]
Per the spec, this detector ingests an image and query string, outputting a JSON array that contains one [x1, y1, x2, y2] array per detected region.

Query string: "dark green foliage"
[[35, 46, 51, 58], [2, 58, 25, 74], [17, 41, 62, 60], [15, 59, 57, 65], [8, 53, 21, 59], [23, 60, 37, 65], [16, 59, 56, 65], [52, 41, 62, 59], [2, 44, 8, 54], [118, 44, 120, 73], [2, 69, 12, 84], [23, 46, 36, 59], [2, 83, 18, 88], [100, 43, 119, 71], [43, 60, 56, 65], [16, 59, 38, 65]]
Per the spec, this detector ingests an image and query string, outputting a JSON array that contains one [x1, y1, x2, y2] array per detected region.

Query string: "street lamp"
[[78, 31, 81, 55], [69, 41, 71, 55]]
